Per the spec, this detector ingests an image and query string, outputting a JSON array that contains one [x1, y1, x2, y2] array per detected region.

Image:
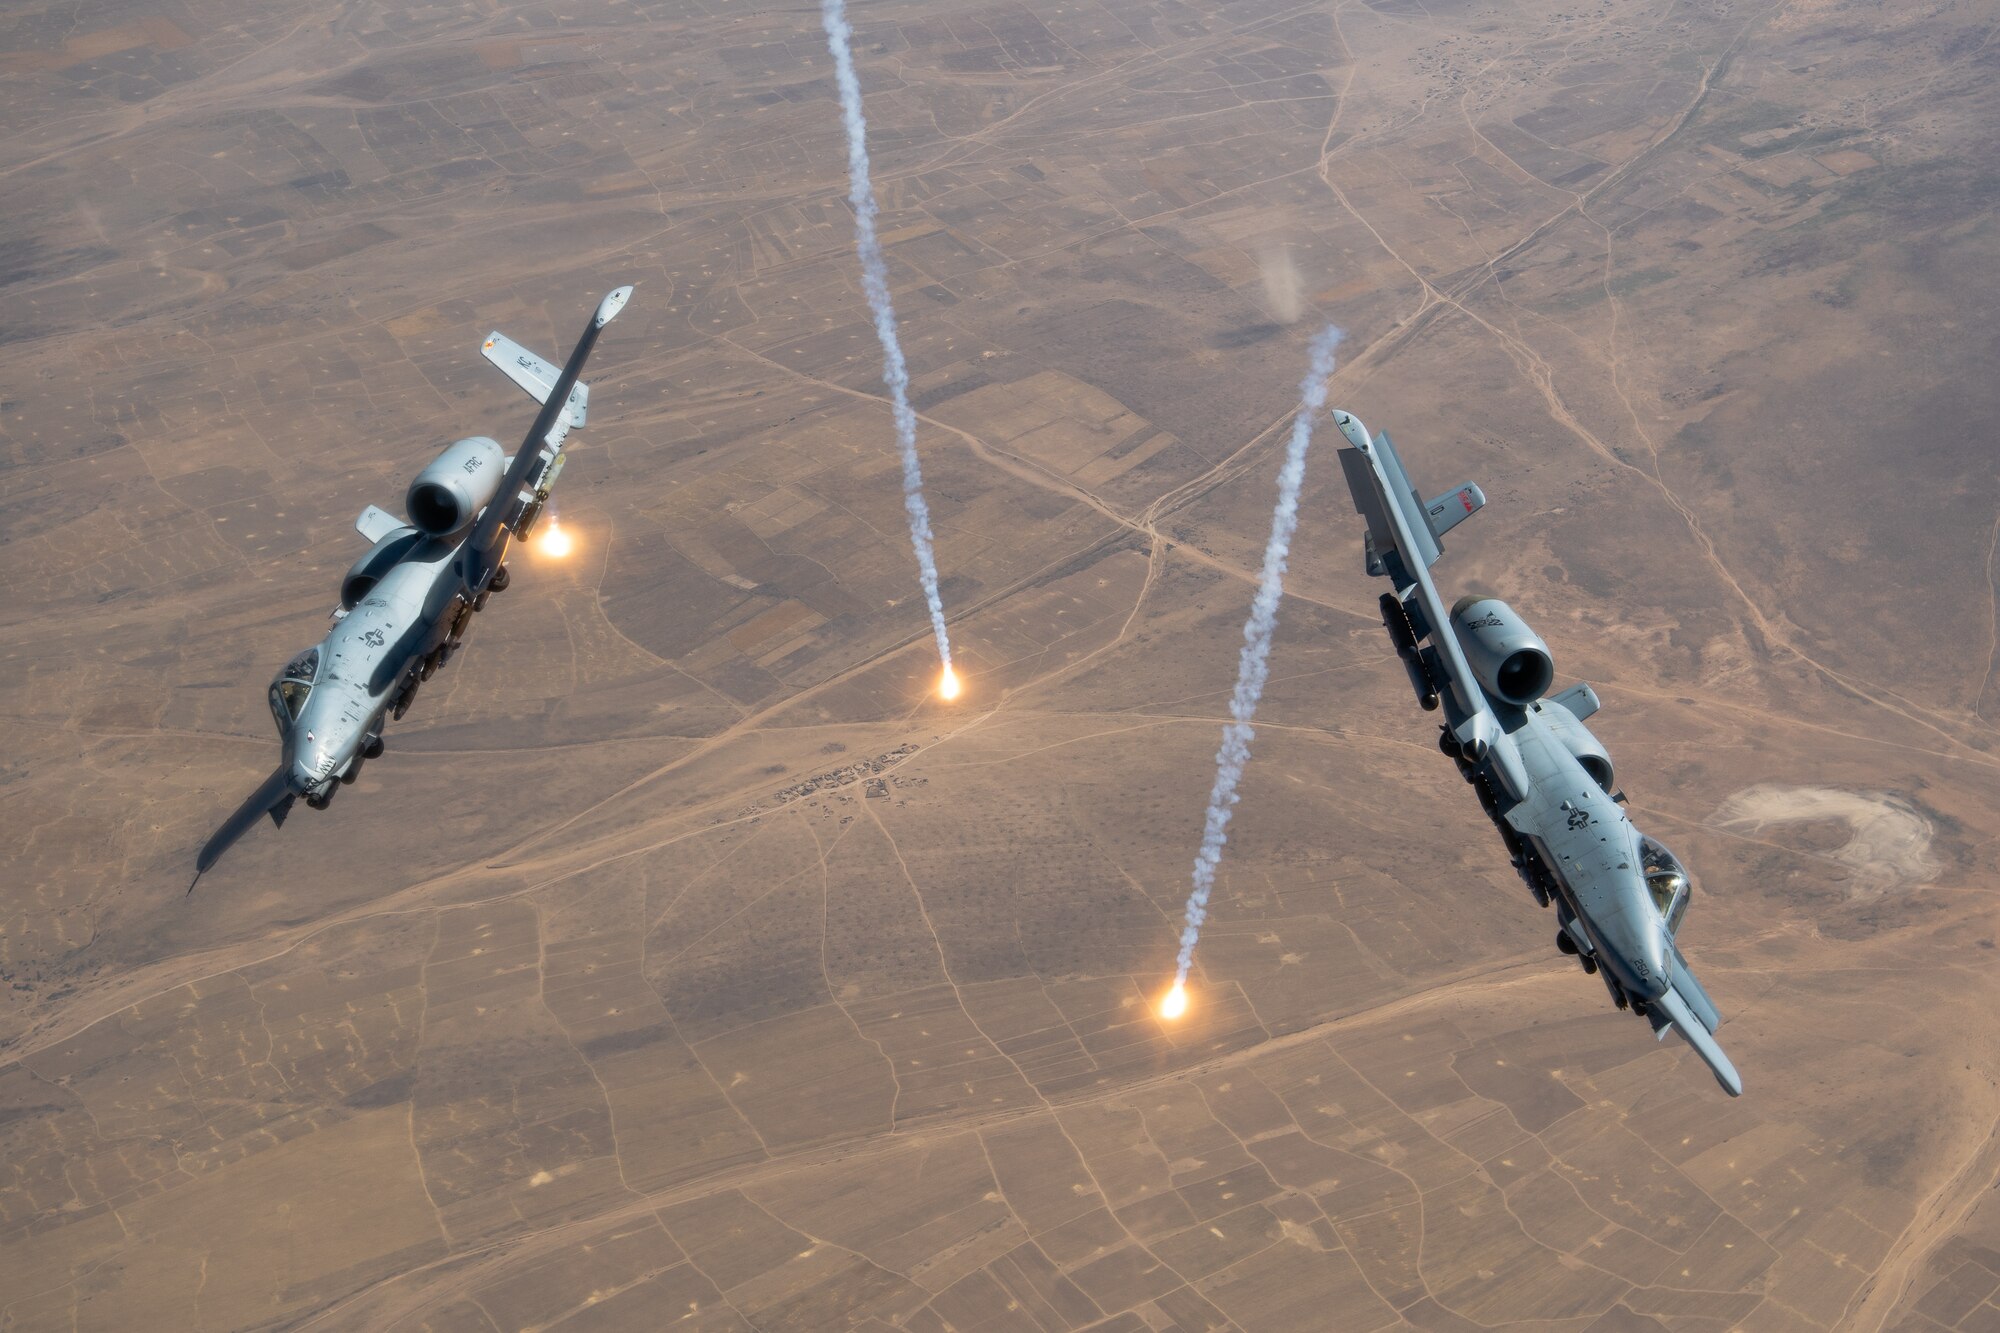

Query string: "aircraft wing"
[[1333, 410, 1511, 771], [192, 766, 294, 890], [466, 286, 633, 576], [1650, 972, 1743, 1096]]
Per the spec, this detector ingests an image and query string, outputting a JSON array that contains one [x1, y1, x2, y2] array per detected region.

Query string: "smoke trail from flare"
[[820, 0, 952, 672], [1173, 325, 1345, 984]]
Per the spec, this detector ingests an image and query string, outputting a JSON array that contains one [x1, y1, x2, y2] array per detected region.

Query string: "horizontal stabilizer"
[[1423, 482, 1485, 541], [1549, 682, 1601, 723], [355, 504, 406, 545], [1652, 986, 1742, 1096], [482, 332, 588, 428]]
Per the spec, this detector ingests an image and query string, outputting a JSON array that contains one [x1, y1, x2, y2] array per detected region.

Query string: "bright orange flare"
[[938, 665, 961, 701], [1159, 980, 1188, 1021], [536, 518, 574, 559]]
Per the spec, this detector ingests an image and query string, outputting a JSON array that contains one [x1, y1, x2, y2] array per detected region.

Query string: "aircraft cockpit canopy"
[[268, 647, 320, 732], [1639, 834, 1692, 935]]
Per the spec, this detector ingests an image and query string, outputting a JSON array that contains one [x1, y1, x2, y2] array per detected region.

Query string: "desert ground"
[[3, 0, 2000, 1328]]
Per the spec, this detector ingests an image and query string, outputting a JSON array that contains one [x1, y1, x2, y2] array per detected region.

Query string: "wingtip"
[[1330, 409, 1371, 450], [1712, 1048, 1745, 1097], [594, 285, 635, 327], [1658, 989, 1742, 1096]]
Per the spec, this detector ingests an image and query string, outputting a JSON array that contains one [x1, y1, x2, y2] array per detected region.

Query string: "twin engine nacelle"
[[341, 525, 422, 610], [406, 436, 507, 536], [1450, 596, 1554, 707], [1541, 697, 1615, 792]]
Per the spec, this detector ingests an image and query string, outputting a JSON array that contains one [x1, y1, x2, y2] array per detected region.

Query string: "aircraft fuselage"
[[282, 532, 490, 801], [194, 285, 632, 881], [1487, 703, 1669, 1003]]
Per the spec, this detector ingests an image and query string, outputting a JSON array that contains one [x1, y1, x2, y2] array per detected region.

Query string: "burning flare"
[[536, 517, 573, 559], [1170, 325, 1344, 985], [938, 665, 962, 701], [1159, 980, 1188, 1021]]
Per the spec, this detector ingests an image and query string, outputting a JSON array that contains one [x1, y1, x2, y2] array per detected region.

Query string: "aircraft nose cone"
[[291, 744, 336, 793]]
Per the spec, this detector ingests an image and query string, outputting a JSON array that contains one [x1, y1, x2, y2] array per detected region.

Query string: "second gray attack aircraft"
[[194, 285, 635, 882], [1333, 410, 1742, 1096]]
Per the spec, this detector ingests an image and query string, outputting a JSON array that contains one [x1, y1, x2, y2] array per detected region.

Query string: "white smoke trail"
[[1174, 325, 1345, 984], [820, 0, 953, 672]]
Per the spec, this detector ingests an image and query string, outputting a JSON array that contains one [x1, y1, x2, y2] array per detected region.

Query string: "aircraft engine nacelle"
[[1541, 698, 1614, 792], [341, 525, 424, 610], [406, 436, 506, 536], [1450, 596, 1554, 706]]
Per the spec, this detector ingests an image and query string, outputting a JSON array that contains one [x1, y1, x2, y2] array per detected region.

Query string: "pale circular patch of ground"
[[1714, 783, 1940, 896]]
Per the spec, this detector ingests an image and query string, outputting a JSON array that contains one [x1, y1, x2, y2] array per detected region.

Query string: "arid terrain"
[[3, 0, 1999, 1328]]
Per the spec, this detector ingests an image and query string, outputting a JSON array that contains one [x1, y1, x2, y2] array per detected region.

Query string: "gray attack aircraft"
[[1332, 410, 1742, 1097], [193, 285, 635, 883]]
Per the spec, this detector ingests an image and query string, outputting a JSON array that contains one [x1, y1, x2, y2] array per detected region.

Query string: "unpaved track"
[[300, 954, 1563, 1330]]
